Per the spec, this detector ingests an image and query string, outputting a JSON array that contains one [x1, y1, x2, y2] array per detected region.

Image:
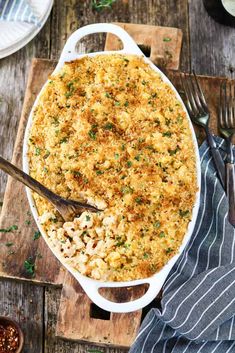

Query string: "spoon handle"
[[0, 156, 61, 205]]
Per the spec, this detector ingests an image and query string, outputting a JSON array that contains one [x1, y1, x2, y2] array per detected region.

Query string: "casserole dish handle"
[[56, 23, 143, 70], [78, 276, 163, 313]]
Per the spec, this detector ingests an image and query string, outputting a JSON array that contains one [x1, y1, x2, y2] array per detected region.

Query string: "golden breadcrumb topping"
[[28, 54, 197, 281]]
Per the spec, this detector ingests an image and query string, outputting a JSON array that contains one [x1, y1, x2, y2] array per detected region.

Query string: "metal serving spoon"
[[0, 156, 100, 221]]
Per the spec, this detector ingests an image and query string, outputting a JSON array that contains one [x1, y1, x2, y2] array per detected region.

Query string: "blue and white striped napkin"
[[130, 137, 235, 353], [0, 0, 39, 25]]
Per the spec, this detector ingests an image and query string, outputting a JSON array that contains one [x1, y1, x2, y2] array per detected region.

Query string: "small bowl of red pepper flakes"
[[0, 317, 24, 353]]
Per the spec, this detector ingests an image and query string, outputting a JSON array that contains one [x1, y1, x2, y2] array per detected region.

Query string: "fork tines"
[[219, 81, 235, 130], [180, 71, 209, 119]]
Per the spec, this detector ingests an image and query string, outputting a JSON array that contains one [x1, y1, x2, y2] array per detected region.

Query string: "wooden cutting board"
[[0, 23, 224, 347]]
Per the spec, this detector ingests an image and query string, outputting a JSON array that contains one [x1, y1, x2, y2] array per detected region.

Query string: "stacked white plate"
[[0, 0, 53, 59]]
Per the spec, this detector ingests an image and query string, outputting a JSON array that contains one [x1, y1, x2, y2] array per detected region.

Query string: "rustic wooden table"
[[0, 1, 235, 352]]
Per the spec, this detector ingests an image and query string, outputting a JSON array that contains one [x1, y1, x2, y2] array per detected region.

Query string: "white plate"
[[23, 23, 201, 313], [0, 0, 53, 59]]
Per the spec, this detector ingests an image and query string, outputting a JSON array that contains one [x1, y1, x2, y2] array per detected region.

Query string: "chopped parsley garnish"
[[35, 147, 41, 156], [33, 231, 41, 240], [179, 209, 190, 217], [114, 101, 120, 106], [114, 153, 119, 159], [134, 155, 141, 161], [124, 101, 129, 107], [126, 161, 132, 168], [60, 137, 68, 143], [143, 252, 149, 259], [25, 220, 31, 225], [135, 197, 143, 204], [169, 147, 180, 155], [159, 231, 165, 238], [88, 129, 97, 140], [163, 37, 171, 42], [153, 221, 161, 229], [142, 80, 147, 85], [73, 170, 81, 177], [162, 131, 172, 137], [105, 92, 111, 98], [177, 116, 183, 124], [103, 122, 114, 130], [92, 0, 116, 11], [65, 81, 75, 98], [116, 240, 125, 247], [121, 186, 134, 194], [24, 258, 35, 276], [96, 170, 104, 175], [86, 215, 91, 222], [0, 225, 18, 233], [166, 247, 173, 254]]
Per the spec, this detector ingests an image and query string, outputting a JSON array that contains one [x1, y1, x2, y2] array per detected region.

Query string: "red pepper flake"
[[0, 323, 19, 352]]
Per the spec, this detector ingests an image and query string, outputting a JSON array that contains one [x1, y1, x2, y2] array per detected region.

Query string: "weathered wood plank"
[[0, 279, 44, 353], [45, 286, 127, 353], [189, 0, 235, 77], [49, 0, 190, 71]]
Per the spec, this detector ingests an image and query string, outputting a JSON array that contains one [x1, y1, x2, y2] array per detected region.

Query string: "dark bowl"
[[0, 316, 24, 353]]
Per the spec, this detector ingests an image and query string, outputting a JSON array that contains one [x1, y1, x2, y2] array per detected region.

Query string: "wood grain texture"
[[189, 0, 235, 77], [56, 273, 144, 348], [0, 279, 44, 353], [0, 59, 65, 286], [45, 285, 127, 353], [105, 22, 183, 70], [49, 0, 190, 71]]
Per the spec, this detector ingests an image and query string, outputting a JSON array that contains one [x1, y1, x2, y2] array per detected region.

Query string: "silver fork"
[[180, 72, 225, 189], [219, 81, 235, 226]]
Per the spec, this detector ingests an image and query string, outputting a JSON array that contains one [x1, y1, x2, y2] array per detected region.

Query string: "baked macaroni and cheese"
[[28, 54, 197, 282]]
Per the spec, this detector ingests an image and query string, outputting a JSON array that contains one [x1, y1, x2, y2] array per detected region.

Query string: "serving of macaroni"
[[28, 54, 197, 281]]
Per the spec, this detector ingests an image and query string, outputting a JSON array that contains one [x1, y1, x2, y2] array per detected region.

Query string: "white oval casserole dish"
[[23, 23, 201, 313]]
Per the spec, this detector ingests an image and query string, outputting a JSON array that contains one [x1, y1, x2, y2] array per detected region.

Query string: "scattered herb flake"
[[121, 186, 134, 194], [166, 247, 173, 254], [88, 129, 97, 140], [135, 197, 143, 205], [86, 215, 91, 222], [92, 0, 116, 11], [162, 131, 172, 137], [159, 231, 165, 238], [24, 258, 35, 276], [153, 221, 161, 229], [0, 225, 18, 233], [163, 37, 172, 42], [33, 231, 41, 240], [179, 209, 190, 217], [96, 170, 104, 175], [126, 160, 132, 168], [143, 252, 149, 259], [103, 122, 114, 130], [35, 147, 41, 156], [124, 101, 129, 107]]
